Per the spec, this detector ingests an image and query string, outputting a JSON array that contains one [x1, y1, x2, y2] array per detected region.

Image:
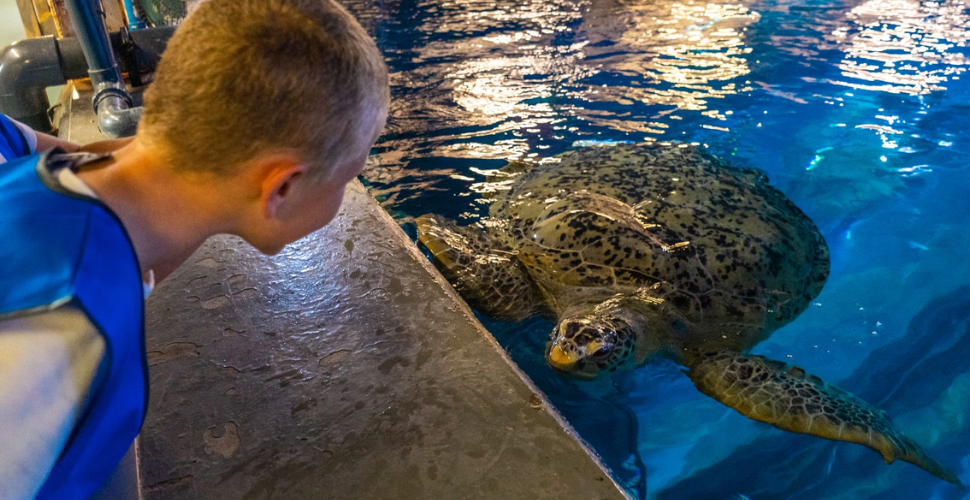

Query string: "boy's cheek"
[[277, 180, 351, 247], [318, 186, 348, 227], [261, 242, 287, 256], [239, 232, 286, 256], [296, 184, 347, 237]]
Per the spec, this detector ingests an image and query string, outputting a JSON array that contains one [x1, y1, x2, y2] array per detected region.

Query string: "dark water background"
[[343, 0, 970, 497]]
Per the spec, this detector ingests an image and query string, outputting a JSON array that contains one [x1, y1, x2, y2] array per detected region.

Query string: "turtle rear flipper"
[[416, 214, 537, 321], [685, 351, 961, 484]]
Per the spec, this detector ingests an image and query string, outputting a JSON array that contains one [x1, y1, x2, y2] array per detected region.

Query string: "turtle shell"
[[488, 143, 829, 332]]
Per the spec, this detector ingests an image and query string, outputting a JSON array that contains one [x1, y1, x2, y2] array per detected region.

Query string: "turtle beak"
[[546, 342, 580, 371]]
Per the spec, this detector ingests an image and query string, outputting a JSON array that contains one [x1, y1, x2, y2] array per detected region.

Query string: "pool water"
[[345, 0, 970, 497]]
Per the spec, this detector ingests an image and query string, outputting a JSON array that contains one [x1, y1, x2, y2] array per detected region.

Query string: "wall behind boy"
[[1, 2, 25, 48]]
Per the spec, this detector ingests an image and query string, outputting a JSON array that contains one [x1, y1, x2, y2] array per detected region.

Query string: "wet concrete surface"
[[138, 185, 627, 499], [58, 84, 630, 499]]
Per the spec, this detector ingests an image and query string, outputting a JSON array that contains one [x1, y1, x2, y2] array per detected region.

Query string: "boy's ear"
[[256, 153, 308, 219]]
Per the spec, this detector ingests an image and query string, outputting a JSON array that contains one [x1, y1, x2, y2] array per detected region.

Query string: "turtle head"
[[545, 313, 639, 379]]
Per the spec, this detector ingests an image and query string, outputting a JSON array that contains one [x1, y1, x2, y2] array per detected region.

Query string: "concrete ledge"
[[138, 181, 629, 499]]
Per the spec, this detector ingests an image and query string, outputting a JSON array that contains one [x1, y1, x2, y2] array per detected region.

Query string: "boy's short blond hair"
[[141, 0, 389, 180]]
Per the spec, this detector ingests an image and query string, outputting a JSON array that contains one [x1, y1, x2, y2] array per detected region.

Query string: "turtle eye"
[[586, 333, 617, 357], [560, 320, 585, 339], [578, 323, 618, 357], [585, 340, 607, 356]]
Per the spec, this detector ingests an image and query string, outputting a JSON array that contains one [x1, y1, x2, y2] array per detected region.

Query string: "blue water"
[[346, 0, 970, 497]]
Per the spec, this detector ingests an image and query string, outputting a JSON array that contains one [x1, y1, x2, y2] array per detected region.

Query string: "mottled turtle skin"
[[416, 143, 959, 484]]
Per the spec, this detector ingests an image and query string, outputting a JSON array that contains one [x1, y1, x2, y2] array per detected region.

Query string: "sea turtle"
[[416, 143, 959, 483]]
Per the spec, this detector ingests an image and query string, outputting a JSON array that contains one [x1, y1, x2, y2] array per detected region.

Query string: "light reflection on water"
[[830, 0, 970, 94], [580, 0, 759, 121], [344, 0, 970, 497], [362, 0, 770, 213], [364, 0, 969, 210]]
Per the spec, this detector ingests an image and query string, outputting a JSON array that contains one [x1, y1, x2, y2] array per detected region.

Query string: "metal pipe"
[[0, 26, 174, 134], [0, 38, 61, 132], [65, 0, 138, 138], [95, 90, 143, 138], [0, 36, 86, 132]]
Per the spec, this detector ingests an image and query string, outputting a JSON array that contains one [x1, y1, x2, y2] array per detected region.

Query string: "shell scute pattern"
[[490, 143, 828, 333]]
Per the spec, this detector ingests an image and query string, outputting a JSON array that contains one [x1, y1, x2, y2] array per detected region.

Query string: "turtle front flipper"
[[685, 351, 961, 484], [416, 214, 537, 321]]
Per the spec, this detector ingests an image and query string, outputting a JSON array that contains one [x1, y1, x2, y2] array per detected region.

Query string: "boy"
[[0, 0, 389, 498]]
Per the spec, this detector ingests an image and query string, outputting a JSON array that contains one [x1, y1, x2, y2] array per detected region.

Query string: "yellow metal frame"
[[14, 0, 128, 39]]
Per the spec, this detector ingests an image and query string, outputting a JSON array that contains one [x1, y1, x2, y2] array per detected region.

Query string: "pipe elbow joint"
[[97, 106, 143, 139], [0, 37, 62, 131], [95, 88, 142, 139], [0, 42, 28, 90]]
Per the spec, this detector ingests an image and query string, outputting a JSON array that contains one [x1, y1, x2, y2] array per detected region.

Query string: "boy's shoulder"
[[0, 114, 36, 162]]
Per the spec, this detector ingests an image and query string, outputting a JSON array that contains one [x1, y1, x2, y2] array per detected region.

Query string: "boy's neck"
[[75, 137, 237, 282]]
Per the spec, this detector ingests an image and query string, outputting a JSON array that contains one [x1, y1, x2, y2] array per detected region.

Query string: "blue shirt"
[[0, 114, 37, 162], [0, 115, 148, 500]]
